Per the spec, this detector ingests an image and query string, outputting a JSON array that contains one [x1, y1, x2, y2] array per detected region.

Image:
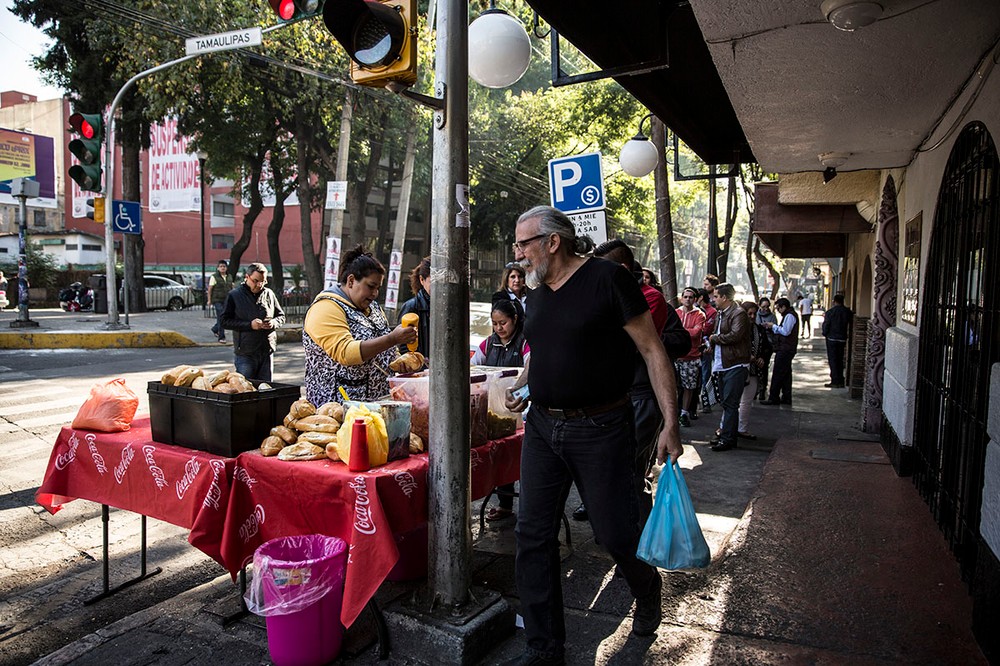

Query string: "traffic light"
[[323, 0, 417, 88], [268, 0, 322, 22], [68, 111, 104, 193], [85, 197, 105, 223]]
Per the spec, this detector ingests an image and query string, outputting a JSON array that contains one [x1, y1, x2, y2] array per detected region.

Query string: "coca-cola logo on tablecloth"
[[393, 471, 418, 498], [234, 466, 257, 489], [239, 504, 266, 543], [349, 476, 377, 535], [86, 433, 107, 475], [175, 458, 201, 500], [55, 433, 80, 470], [113, 443, 135, 484], [470, 448, 482, 471], [203, 460, 227, 510], [142, 445, 169, 490]]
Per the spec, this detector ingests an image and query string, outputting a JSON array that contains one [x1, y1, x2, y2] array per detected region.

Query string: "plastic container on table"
[[471, 365, 524, 438], [388, 371, 489, 448], [245, 535, 348, 666]]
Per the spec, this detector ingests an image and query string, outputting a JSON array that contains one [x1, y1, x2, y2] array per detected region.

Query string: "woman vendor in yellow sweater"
[[303, 245, 417, 405]]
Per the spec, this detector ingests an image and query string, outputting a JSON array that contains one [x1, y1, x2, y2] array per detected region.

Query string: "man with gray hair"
[[706, 282, 750, 452], [220, 262, 284, 382], [504, 205, 682, 665]]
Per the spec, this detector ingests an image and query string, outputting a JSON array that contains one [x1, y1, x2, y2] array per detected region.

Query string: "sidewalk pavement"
[[19, 314, 988, 665]]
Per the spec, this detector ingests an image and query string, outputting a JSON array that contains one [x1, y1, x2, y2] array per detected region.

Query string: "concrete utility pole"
[[428, 0, 471, 607], [10, 178, 40, 329]]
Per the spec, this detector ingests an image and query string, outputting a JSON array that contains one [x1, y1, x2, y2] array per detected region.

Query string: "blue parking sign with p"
[[548, 152, 605, 214]]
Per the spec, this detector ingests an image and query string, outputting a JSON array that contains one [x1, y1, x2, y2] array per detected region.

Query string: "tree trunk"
[[230, 153, 265, 275], [375, 143, 395, 258], [707, 165, 719, 278], [267, 163, 288, 297], [652, 117, 678, 304], [718, 176, 738, 282], [119, 99, 145, 312], [296, 108, 323, 299], [754, 237, 781, 300], [346, 108, 388, 250]]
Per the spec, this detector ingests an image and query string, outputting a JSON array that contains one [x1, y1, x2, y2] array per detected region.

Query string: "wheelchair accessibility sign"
[[112, 200, 142, 235], [548, 152, 605, 214]]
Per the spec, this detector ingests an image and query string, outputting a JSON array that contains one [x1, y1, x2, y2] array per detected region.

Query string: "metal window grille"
[[914, 122, 1000, 580]]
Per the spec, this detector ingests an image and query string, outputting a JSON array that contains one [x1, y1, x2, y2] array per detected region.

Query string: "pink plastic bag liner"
[[245, 534, 348, 617]]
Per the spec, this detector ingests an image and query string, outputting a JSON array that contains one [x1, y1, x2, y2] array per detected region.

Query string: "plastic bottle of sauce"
[[348, 418, 370, 472]]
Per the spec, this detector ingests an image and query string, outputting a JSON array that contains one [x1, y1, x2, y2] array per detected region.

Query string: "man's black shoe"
[[572, 503, 589, 521], [502, 652, 565, 665], [711, 440, 737, 452], [824, 382, 846, 388], [632, 584, 662, 636], [759, 400, 780, 405]]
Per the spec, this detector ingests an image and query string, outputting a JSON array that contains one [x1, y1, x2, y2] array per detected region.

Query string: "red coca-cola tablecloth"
[[221, 433, 522, 628], [35, 418, 234, 563]]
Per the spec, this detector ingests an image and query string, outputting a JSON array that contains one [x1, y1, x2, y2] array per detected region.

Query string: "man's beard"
[[524, 254, 549, 290]]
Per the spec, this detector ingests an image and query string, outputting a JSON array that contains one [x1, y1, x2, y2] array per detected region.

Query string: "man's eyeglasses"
[[247, 276, 267, 286], [511, 234, 548, 252]]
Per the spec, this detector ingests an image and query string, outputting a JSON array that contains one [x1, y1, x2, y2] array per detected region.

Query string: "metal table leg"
[[85, 505, 163, 605]]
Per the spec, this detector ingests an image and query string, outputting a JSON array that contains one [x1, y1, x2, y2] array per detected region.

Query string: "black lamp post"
[[198, 151, 208, 310]]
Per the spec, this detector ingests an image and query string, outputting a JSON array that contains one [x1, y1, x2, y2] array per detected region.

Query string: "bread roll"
[[408, 432, 425, 454], [278, 442, 327, 461], [390, 352, 425, 373], [207, 370, 231, 387], [175, 367, 204, 387], [270, 425, 298, 445], [160, 365, 190, 385], [325, 442, 340, 461], [191, 376, 212, 391], [296, 415, 340, 433], [316, 402, 345, 422], [283, 414, 299, 430], [297, 431, 337, 446], [260, 436, 285, 456], [215, 383, 238, 395], [290, 399, 316, 419]]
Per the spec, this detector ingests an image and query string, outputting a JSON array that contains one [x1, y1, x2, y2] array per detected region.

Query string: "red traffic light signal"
[[268, 0, 321, 21], [268, 0, 295, 20], [69, 113, 97, 140]]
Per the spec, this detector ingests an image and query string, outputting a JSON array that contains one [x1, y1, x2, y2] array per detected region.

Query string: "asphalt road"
[[0, 345, 307, 665]]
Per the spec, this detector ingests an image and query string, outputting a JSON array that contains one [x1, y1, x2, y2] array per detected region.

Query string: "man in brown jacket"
[[707, 283, 751, 452]]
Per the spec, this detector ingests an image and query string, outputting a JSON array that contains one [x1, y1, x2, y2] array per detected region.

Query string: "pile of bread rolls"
[[260, 399, 345, 462], [160, 366, 267, 394]]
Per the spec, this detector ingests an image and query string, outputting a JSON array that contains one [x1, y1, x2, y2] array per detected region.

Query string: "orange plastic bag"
[[72, 378, 139, 432]]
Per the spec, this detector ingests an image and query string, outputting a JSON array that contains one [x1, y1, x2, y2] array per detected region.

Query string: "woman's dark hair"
[[338, 245, 385, 285], [491, 299, 522, 335], [409, 256, 431, 295], [758, 296, 771, 306], [500, 263, 526, 292], [642, 268, 660, 287]]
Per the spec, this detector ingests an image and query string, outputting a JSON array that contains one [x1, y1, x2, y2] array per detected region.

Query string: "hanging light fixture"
[[468, 2, 531, 88], [819, 151, 850, 183], [820, 0, 883, 31], [619, 113, 659, 177]]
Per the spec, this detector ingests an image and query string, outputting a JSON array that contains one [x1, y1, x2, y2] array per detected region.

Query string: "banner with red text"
[[148, 118, 201, 213]]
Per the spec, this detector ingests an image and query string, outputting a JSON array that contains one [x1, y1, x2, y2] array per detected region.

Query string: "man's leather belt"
[[534, 395, 630, 420]]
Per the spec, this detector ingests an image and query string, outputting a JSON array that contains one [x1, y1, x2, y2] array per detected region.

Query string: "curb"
[[0, 331, 196, 349]]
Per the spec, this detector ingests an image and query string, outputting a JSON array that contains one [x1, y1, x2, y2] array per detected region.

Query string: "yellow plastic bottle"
[[401, 313, 419, 352]]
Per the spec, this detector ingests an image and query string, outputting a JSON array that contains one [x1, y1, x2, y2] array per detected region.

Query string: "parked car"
[[470, 301, 494, 357], [119, 275, 195, 311]]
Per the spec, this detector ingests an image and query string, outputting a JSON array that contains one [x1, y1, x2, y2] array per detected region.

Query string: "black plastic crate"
[[148, 381, 301, 457]]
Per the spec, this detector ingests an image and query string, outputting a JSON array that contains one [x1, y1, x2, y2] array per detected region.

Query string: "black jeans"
[[631, 394, 663, 524], [826, 339, 846, 385], [768, 351, 795, 403], [515, 403, 659, 659]]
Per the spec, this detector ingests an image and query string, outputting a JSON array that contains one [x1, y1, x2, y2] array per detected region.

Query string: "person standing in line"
[[737, 301, 772, 440], [220, 262, 285, 382], [697, 288, 718, 412], [641, 268, 662, 293], [797, 292, 814, 338], [503, 206, 682, 665], [208, 260, 234, 344], [492, 261, 529, 320], [755, 296, 777, 399], [822, 292, 853, 388], [761, 297, 799, 406], [397, 256, 431, 358], [706, 283, 751, 452], [675, 287, 707, 427]]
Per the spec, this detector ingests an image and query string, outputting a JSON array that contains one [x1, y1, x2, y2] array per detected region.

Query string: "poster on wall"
[[0, 128, 57, 209], [148, 118, 201, 213], [901, 212, 921, 325]]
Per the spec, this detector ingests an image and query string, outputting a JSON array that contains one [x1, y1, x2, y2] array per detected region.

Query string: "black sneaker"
[[679, 413, 691, 427], [632, 583, 662, 636]]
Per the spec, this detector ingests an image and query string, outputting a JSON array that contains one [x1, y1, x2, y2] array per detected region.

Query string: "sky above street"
[[1, 7, 65, 100]]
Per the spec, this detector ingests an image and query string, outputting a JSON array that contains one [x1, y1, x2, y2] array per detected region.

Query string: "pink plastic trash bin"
[[245, 534, 348, 666]]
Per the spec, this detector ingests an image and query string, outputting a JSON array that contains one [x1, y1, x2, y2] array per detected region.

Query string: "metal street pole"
[[199, 153, 207, 310], [10, 178, 40, 329], [428, 0, 471, 607]]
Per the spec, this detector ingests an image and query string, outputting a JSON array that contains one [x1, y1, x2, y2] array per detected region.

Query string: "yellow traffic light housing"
[[324, 0, 417, 88]]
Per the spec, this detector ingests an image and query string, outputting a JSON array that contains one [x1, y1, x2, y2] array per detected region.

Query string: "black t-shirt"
[[524, 258, 649, 408]]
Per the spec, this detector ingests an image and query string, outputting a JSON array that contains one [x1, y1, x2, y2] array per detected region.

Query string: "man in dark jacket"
[[707, 283, 751, 452], [221, 262, 285, 382], [822, 292, 853, 388], [208, 260, 233, 343]]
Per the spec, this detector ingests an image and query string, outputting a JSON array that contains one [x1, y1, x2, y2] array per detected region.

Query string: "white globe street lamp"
[[619, 113, 659, 177], [468, 7, 531, 89]]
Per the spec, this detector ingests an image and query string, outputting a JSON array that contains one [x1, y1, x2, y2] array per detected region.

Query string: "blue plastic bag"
[[636, 461, 711, 569]]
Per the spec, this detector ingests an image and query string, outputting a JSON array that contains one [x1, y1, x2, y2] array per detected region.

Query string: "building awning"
[[754, 183, 872, 259], [526, 0, 754, 166]]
